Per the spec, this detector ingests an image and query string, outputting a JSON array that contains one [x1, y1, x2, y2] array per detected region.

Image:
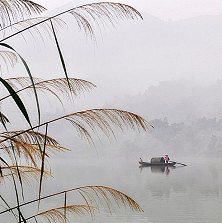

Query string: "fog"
[[2, 7, 222, 222], [4, 12, 222, 98], [2, 10, 222, 160]]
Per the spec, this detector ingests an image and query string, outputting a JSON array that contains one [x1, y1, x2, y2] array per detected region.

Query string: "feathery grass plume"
[[0, 131, 57, 164], [0, 50, 18, 71], [1, 185, 143, 216], [0, 109, 153, 147], [1, 166, 51, 184], [0, 142, 69, 158], [0, 140, 70, 168], [76, 186, 143, 213], [0, 131, 67, 167], [0, 130, 59, 146], [1, 17, 65, 33], [68, 2, 143, 39], [32, 144, 70, 154], [25, 205, 97, 222], [0, 17, 66, 43], [2, 77, 96, 104], [4, 76, 44, 92], [1, 2, 142, 43], [0, 137, 42, 167], [63, 109, 153, 144], [0, 0, 46, 29]]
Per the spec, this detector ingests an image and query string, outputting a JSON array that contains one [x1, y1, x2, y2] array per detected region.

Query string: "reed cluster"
[[0, 0, 151, 222]]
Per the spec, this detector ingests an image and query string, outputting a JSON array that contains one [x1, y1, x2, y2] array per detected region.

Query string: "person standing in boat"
[[165, 155, 170, 163]]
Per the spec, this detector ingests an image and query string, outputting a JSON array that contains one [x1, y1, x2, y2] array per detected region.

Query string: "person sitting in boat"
[[165, 155, 170, 163]]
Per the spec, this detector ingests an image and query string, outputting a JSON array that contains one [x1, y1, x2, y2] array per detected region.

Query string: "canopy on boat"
[[151, 157, 165, 163]]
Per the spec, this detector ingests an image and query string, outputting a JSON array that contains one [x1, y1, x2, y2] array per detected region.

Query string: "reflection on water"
[[140, 165, 177, 175], [1, 156, 222, 222]]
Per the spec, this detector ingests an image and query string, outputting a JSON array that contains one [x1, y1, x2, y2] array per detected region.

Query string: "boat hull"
[[139, 161, 176, 167]]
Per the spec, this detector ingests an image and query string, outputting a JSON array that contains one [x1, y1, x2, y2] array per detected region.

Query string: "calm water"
[[48, 156, 222, 223], [1, 156, 222, 222]]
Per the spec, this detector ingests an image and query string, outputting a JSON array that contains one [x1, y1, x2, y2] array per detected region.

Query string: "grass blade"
[[0, 157, 27, 222], [64, 192, 67, 223], [18, 207, 27, 223], [0, 77, 32, 128], [0, 195, 18, 220], [0, 42, 40, 125], [0, 112, 9, 130], [50, 20, 72, 93], [38, 123, 48, 209]]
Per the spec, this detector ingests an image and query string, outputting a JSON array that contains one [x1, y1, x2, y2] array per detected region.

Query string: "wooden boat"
[[139, 161, 176, 167]]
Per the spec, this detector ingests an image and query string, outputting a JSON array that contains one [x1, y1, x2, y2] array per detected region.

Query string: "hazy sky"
[[35, 0, 222, 21]]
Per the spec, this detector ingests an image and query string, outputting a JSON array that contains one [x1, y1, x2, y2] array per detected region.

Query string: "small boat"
[[139, 161, 176, 167], [139, 157, 176, 167]]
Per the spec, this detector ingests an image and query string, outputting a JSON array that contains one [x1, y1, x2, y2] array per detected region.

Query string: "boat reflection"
[[151, 166, 174, 174], [139, 165, 176, 175]]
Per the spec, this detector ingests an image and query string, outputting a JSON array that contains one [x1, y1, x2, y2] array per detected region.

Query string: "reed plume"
[[1, 77, 96, 104], [0, 51, 18, 71], [0, 109, 153, 146], [68, 2, 143, 39], [0, 17, 66, 43], [2, 185, 143, 217], [1, 2, 142, 42], [0, 0, 46, 28], [25, 205, 96, 222], [1, 165, 51, 184], [0, 131, 69, 167], [0, 130, 59, 146], [63, 109, 153, 144]]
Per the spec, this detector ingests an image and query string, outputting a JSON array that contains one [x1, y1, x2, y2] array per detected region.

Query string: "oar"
[[170, 161, 187, 166]]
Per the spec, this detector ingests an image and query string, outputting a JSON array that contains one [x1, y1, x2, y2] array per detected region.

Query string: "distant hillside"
[[106, 79, 222, 123]]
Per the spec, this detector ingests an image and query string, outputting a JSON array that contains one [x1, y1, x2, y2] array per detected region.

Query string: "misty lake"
[[1, 153, 221, 222], [36, 155, 222, 223]]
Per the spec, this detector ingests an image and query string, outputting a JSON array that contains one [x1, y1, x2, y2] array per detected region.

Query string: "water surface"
[[1, 156, 221, 222], [48, 156, 222, 223]]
